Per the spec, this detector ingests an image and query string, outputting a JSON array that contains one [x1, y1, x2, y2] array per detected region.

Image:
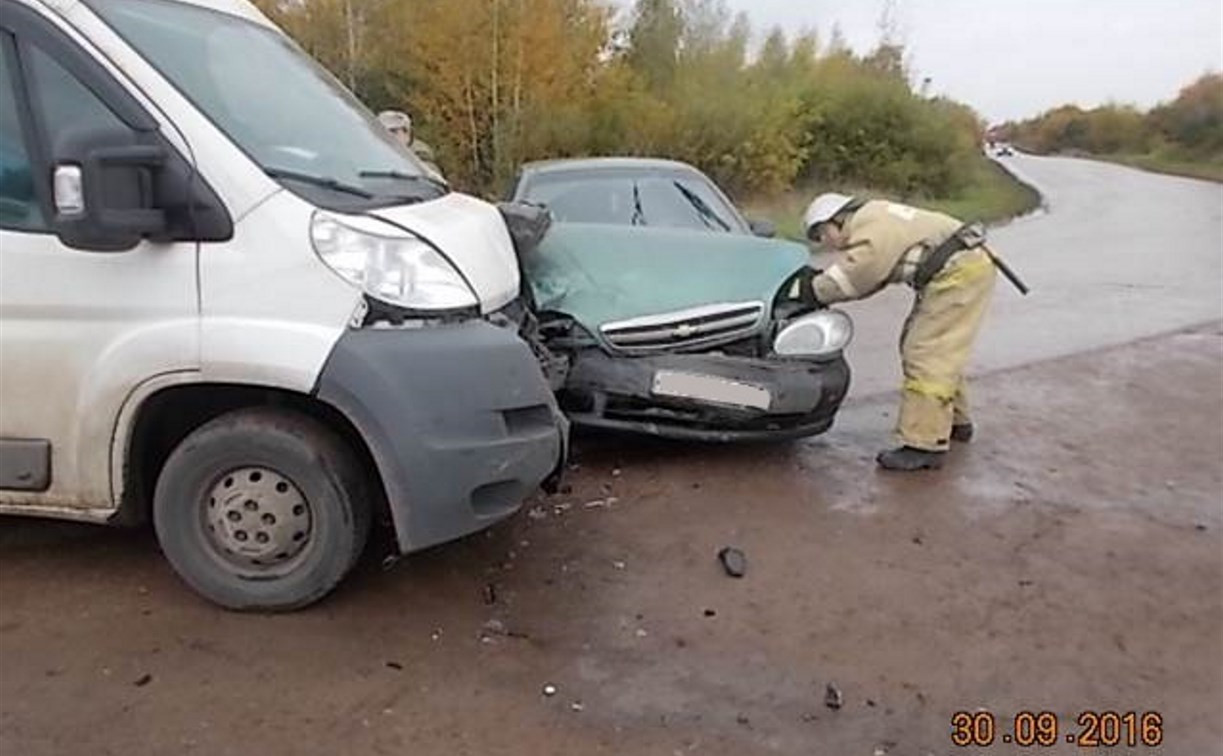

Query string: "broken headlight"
[[773, 310, 853, 357], [310, 211, 478, 311]]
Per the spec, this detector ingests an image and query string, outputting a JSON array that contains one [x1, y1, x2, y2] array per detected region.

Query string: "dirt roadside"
[[1, 324, 1220, 756]]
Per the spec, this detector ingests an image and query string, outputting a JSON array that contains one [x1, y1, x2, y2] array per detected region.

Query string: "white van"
[[0, 0, 566, 609]]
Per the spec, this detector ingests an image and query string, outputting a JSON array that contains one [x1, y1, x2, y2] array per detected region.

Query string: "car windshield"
[[519, 168, 747, 233], [92, 0, 444, 208]]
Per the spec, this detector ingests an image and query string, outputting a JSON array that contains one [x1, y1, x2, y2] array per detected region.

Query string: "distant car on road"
[[995, 144, 1015, 157], [505, 157, 852, 441]]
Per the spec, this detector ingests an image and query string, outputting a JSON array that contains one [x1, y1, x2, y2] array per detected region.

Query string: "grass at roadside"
[[1097, 153, 1223, 183], [740, 156, 1041, 242]]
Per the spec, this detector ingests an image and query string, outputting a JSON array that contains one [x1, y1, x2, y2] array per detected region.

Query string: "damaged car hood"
[[523, 222, 810, 334]]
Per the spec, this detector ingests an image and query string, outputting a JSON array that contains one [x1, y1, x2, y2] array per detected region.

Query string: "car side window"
[[23, 43, 131, 156], [0, 36, 45, 232]]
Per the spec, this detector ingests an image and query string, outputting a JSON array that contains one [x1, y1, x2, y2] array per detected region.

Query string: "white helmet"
[[803, 193, 856, 238]]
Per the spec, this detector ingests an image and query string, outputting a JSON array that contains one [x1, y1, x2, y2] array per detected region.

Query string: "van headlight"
[[310, 211, 478, 311], [773, 310, 853, 357]]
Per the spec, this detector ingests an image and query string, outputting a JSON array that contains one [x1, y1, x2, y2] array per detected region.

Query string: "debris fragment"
[[911, 535, 924, 546], [584, 499, 608, 509], [736, 714, 751, 727], [824, 682, 843, 710], [717, 547, 747, 578], [552, 503, 572, 515], [1195, 523, 1208, 532], [703, 609, 717, 617], [483, 583, 498, 605], [430, 629, 443, 642], [133, 674, 153, 688], [612, 561, 626, 570], [380, 553, 401, 571], [612, 467, 622, 477], [570, 701, 585, 712], [482, 619, 507, 637], [635, 628, 649, 638], [527, 506, 547, 521], [543, 684, 558, 697], [386, 661, 403, 671]]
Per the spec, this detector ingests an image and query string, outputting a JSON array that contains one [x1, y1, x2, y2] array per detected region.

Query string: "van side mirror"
[[52, 127, 169, 251], [748, 218, 777, 238]]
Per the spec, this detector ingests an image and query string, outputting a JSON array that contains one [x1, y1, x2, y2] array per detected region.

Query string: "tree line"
[[255, 0, 988, 200], [997, 74, 1223, 165]]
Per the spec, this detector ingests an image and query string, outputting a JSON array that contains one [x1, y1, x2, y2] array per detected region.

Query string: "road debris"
[[703, 609, 717, 617], [483, 583, 498, 605], [527, 507, 547, 521], [385, 661, 403, 671], [542, 684, 558, 697], [717, 547, 747, 578], [824, 682, 843, 710], [133, 674, 152, 687], [570, 701, 584, 712], [612, 561, 626, 570]]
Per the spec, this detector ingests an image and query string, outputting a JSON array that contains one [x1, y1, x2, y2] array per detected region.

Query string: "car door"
[[0, 4, 199, 513]]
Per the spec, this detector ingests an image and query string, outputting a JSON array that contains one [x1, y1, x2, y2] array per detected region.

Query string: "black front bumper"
[[559, 350, 850, 442], [315, 321, 566, 553]]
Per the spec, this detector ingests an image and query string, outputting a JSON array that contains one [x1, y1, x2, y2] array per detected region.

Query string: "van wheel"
[[153, 407, 371, 611]]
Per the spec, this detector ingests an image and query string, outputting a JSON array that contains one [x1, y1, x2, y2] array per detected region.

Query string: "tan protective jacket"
[[811, 200, 963, 304]]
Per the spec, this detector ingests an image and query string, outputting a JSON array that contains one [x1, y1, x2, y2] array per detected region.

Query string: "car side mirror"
[[749, 218, 776, 238], [51, 127, 169, 251]]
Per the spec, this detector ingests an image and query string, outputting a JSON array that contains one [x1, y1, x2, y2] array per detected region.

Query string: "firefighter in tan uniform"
[[803, 193, 997, 471]]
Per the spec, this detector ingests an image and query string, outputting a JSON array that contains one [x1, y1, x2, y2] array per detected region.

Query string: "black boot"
[[950, 423, 974, 443], [876, 446, 946, 471]]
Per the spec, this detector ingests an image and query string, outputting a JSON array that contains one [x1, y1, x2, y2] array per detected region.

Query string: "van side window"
[[24, 44, 130, 152], [0, 38, 45, 232]]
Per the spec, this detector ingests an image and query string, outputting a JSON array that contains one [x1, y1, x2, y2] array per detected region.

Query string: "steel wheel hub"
[[206, 466, 312, 568]]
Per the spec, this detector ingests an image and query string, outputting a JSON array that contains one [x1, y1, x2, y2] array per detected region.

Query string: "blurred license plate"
[[651, 370, 771, 410]]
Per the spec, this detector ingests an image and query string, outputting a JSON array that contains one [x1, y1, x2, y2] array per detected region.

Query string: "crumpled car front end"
[[509, 218, 854, 441]]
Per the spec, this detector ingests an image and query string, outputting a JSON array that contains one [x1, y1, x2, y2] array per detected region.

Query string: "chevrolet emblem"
[[674, 323, 697, 338]]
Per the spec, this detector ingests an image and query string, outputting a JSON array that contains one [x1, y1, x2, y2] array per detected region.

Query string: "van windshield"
[[92, 0, 445, 208]]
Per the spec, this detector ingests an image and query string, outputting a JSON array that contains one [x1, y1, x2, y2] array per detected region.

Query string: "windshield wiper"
[[673, 181, 731, 232], [358, 169, 449, 194], [264, 167, 373, 199], [630, 181, 646, 226]]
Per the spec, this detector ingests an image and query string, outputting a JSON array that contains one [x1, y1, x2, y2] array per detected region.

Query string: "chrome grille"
[[600, 302, 766, 354]]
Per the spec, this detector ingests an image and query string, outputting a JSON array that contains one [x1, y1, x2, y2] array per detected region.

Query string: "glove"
[[797, 267, 825, 308]]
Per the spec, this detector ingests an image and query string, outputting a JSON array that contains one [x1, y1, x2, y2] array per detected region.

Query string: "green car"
[[505, 158, 852, 441]]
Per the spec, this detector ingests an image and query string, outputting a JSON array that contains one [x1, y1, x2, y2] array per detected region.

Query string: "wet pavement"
[[825, 154, 1223, 397], [1, 158, 1221, 755], [1, 323, 1220, 755]]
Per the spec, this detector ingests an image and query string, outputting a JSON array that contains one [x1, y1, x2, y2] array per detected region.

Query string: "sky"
[[621, 0, 1223, 125]]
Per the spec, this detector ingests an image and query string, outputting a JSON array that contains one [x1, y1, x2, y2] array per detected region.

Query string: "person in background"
[[376, 109, 442, 178]]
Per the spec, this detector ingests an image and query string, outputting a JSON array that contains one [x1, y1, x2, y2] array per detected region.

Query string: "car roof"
[[519, 157, 703, 177], [68, 0, 276, 29]]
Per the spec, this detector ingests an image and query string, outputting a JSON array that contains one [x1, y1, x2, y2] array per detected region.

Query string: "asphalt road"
[[824, 153, 1223, 397], [1, 157, 1221, 755]]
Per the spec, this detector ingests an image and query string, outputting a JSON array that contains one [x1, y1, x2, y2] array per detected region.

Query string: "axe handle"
[[983, 244, 1030, 295]]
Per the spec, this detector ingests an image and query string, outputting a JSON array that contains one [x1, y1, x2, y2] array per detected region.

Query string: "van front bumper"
[[315, 321, 567, 553]]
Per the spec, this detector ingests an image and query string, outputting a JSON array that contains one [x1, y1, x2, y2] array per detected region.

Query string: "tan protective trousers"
[[896, 249, 997, 451]]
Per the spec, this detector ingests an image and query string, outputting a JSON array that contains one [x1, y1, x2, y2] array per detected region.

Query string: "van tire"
[[153, 407, 371, 611]]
